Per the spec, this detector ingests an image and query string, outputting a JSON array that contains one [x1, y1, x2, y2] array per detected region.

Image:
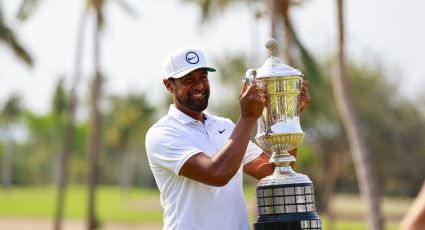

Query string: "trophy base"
[[254, 172, 321, 230], [257, 168, 312, 187], [254, 212, 321, 230]]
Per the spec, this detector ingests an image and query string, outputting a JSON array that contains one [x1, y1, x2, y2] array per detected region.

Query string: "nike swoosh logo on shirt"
[[218, 129, 226, 134]]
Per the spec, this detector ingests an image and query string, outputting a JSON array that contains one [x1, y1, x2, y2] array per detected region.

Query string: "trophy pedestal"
[[254, 172, 322, 230]]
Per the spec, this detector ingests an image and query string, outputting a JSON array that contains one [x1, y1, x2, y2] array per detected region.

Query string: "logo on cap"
[[185, 52, 199, 64]]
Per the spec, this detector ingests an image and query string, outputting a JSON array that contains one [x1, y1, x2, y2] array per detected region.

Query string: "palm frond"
[[16, 0, 41, 21], [182, 0, 235, 23], [292, 29, 321, 86], [110, 0, 137, 18], [0, 15, 33, 66], [2, 94, 22, 120]]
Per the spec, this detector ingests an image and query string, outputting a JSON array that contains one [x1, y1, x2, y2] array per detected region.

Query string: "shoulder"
[[207, 113, 235, 127], [146, 115, 185, 141]]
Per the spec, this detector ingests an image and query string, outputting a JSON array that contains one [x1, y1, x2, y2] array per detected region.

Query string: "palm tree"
[[1, 1, 73, 225], [13, 0, 90, 228], [0, 1, 36, 155], [104, 93, 155, 189], [1, 94, 22, 189], [331, 0, 383, 229], [54, 0, 132, 228], [50, 77, 68, 186], [84, 0, 134, 228], [85, 0, 104, 229]]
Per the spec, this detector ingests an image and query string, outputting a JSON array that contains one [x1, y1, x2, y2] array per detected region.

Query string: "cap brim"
[[168, 66, 216, 79]]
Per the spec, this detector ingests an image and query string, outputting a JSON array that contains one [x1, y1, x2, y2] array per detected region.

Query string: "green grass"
[[0, 185, 412, 229], [0, 186, 162, 223]]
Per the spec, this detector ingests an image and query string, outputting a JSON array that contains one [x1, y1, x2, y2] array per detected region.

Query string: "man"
[[145, 47, 310, 230]]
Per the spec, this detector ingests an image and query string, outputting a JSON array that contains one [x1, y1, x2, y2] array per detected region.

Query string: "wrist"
[[238, 116, 258, 125]]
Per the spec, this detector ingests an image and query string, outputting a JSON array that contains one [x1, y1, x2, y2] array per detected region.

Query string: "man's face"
[[167, 68, 210, 113]]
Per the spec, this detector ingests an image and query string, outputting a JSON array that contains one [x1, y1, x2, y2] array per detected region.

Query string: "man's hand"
[[239, 81, 265, 121], [300, 80, 311, 112]]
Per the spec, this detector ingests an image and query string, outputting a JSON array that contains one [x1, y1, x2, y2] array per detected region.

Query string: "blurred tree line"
[[0, 82, 157, 188], [3, 50, 424, 198], [1, 0, 425, 229]]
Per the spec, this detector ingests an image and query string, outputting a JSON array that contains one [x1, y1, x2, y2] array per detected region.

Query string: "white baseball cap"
[[162, 47, 216, 79]]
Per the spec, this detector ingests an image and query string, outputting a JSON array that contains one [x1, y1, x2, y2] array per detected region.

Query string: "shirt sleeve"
[[146, 125, 202, 175]]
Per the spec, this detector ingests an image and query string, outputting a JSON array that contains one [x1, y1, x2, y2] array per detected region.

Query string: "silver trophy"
[[246, 38, 321, 230]]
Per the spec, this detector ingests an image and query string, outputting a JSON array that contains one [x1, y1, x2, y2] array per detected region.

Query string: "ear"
[[163, 79, 172, 93]]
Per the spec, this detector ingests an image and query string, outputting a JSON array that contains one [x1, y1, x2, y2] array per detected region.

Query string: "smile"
[[189, 91, 208, 99]]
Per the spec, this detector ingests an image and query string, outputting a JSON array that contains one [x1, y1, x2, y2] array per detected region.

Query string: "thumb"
[[240, 80, 248, 97]]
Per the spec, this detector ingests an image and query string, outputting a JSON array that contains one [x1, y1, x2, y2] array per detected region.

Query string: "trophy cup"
[[246, 38, 321, 230]]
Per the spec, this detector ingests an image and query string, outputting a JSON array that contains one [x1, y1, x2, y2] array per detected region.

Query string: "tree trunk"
[[119, 142, 131, 190], [320, 146, 342, 230], [53, 96, 76, 230], [320, 148, 341, 211], [332, 0, 384, 229], [53, 8, 88, 230], [2, 124, 12, 189], [87, 9, 102, 230], [278, 0, 294, 66], [87, 72, 101, 230], [270, 0, 294, 66], [270, 0, 278, 38]]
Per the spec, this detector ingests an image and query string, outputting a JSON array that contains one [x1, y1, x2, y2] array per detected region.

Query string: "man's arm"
[[243, 149, 298, 180], [179, 84, 264, 187], [243, 152, 274, 180]]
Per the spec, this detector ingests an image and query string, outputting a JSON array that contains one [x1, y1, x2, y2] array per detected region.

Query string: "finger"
[[301, 80, 310, 95], [245, 84, 259, 96], [240, 80, 248, 97], [301, 88, 310, 96], [301, 91, 310, 100]]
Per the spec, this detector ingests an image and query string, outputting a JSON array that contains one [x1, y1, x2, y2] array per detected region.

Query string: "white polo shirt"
[[145, 105, 263, 230]]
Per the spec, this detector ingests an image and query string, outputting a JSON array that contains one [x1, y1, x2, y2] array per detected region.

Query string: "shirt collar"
[[168, 104, 216, 125]]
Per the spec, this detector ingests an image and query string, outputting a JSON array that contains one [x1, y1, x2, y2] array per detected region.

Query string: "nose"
[[192, 78, 205, 90]]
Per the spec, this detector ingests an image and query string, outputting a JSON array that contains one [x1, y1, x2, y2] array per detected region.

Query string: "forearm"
[[210, 117, 257, 179], [244, 152, 274, 180], [179, 83, 265, 186]]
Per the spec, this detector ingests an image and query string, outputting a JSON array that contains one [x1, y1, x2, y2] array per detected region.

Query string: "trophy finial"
[[265, 38, 278, 56]]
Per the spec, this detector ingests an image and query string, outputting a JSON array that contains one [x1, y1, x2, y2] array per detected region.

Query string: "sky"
[[1, 0, 425, 115]]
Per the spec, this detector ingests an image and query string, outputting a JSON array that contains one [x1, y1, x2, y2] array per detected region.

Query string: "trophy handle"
[[245, 68, 257, 85]]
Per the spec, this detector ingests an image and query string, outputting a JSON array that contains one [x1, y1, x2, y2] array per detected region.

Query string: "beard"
[[176, 90, 209, 112]]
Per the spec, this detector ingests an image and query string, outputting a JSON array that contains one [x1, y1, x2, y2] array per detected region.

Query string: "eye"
[[181, 77, 194, 84], [200, 75, 209, 82]]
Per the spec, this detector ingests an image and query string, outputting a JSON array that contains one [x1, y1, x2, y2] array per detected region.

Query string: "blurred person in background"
[[400, 181, 425, 230], [145, 47, 310, 230]]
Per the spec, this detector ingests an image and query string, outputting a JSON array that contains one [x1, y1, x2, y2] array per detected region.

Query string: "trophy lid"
[[256, 38, 302, 78]]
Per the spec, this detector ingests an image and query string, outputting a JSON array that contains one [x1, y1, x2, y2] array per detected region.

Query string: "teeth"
[[191, 92, 204, 97]]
